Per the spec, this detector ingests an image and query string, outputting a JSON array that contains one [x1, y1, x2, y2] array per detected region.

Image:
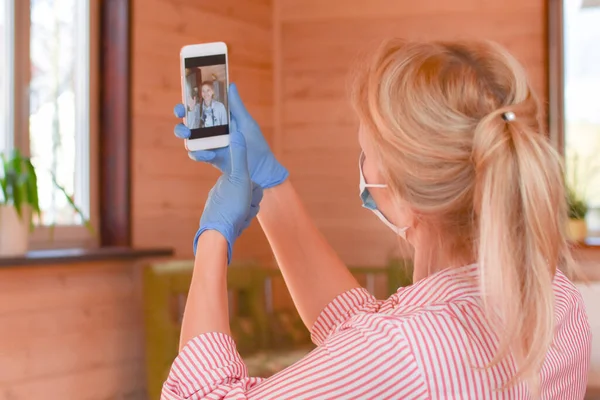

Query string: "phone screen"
[[183, 54, 229, 140]]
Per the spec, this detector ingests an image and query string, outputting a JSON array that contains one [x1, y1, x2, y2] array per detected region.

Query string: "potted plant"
[[0, 149, 90, 256], [567, 186, 589, 243], [565, 151, 597, 244]]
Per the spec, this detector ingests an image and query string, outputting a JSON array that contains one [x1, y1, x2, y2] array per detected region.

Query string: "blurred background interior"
[[0, 0, 599, 399]]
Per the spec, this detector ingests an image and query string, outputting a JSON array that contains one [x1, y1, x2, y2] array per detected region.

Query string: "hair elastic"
[[502, 111, 516, 122]]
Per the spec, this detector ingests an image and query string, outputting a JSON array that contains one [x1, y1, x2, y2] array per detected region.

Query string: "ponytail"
[[472, 96, 569, 393], [352, 39, 575, 394]]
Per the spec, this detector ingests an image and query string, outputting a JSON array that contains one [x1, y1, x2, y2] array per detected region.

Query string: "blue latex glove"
[[174, 83, 288, 189], [192, 130, 263, 264]]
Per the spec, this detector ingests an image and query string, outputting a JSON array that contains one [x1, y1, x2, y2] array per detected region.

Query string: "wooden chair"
[[142, 259, 413, 400]]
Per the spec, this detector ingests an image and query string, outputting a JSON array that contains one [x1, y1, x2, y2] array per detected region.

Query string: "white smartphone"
[[180, 42, 230, 151]]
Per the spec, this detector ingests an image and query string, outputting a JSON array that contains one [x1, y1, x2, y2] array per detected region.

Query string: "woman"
[[199, 80, 227, 127], [167, 40, 591, 399]]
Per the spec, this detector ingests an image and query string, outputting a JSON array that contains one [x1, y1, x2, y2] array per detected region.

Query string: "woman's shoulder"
[[552, 269, 588, 316]]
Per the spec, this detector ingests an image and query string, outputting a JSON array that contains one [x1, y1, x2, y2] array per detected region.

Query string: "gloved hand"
[[192, 130, 263, 264], [174, 83, 288, 188]]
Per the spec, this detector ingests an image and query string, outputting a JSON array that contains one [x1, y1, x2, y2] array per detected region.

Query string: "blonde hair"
[[352, 39, 572, 393]]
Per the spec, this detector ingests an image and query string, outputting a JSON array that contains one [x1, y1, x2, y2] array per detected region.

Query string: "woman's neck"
[[410, 229, 475, 282], [204, 99, 212, 107]]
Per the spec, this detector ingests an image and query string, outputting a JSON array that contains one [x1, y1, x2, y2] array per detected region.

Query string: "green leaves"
[[565, 151, 592, 221], [0, 149, 40, 221], [25, 158, 40, 216], [567, 187, 588, 220], [0, 150, 93, 234]]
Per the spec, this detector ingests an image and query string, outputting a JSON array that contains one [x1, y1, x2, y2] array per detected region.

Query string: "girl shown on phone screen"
[[200, 81, 227, 128]]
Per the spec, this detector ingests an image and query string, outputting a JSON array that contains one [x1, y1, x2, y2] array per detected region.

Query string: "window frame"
[[1, 0, 15, 153], [548, 0, 566, 155], [549, 0, 600, 240], [7, 0, 100, 249], [99, 0, 132, 247]]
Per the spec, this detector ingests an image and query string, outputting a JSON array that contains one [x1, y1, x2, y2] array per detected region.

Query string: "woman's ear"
[[391, 197, 417, 231]]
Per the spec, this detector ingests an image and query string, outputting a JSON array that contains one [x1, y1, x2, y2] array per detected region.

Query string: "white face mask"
[[359, 152, 409, 239]]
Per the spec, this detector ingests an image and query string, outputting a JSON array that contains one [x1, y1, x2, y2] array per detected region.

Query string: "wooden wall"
[[0, 262, 146, 398], [131, 0, 549, 267], [275, 0, 548, 266], [131, 0, 275, 262]]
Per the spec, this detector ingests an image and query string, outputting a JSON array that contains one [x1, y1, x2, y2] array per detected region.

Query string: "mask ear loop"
[[359, 152, 388, 188], [365, 183, 388, 189], [359, 151, 410, 239], [390, 197, 410, 240]]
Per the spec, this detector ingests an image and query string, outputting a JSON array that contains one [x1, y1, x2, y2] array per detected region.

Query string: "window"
[[1, 0, 98, 248], [552, 0, 600, 237], [0, 1, 11, 153]]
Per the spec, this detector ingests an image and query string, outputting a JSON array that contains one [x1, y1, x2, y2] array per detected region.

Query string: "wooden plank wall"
[[131, 0, 548, 267], [131, 0, 275, 262], [275, 0, 548, 266], [0, 262, 146, 398]]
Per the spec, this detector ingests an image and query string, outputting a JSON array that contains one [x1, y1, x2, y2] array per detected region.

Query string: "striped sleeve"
[[161, 332, 260, 400], [310, 287, 380, 346], [161, 319, 428, 400]]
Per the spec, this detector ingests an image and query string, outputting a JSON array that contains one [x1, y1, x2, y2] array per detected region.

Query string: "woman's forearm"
[[179, 230, 230, 351], [258, 180, 361, 330]]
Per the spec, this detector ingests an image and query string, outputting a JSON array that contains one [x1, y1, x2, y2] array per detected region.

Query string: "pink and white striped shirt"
[[161, 264, 591, 399]]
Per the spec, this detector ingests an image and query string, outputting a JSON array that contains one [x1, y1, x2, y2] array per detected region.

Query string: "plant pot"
[[567, 218, 588, 244], [0, 205, 31, 256]]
